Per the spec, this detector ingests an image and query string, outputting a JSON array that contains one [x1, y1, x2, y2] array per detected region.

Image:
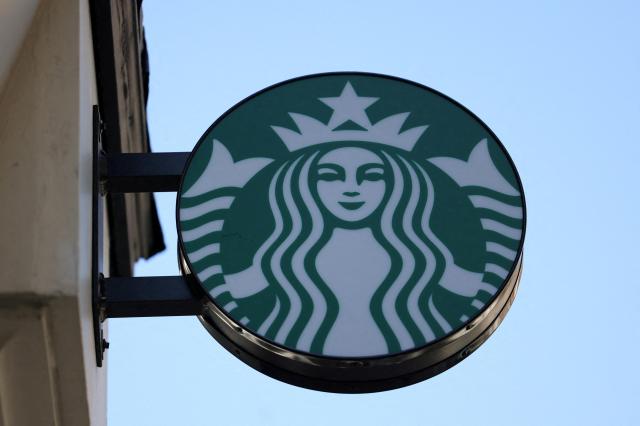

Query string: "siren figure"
[[226, 142, 484, 356]]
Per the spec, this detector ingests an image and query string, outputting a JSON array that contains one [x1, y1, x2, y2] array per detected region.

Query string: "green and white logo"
[[178, 74, 524, 359]]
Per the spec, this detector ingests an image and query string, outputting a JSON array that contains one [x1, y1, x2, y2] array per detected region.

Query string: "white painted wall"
[[0, 0, 40, 95], [0, 0, 106, 424]]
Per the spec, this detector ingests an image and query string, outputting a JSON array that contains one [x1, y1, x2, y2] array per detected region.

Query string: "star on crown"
[[271, 82, 428, 152]]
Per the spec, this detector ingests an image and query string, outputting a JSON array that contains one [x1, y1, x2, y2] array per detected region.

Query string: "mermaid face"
[[315, 147, 387, 223]]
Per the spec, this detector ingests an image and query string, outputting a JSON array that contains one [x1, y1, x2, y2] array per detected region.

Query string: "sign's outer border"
[[176, 71, 527, 392]]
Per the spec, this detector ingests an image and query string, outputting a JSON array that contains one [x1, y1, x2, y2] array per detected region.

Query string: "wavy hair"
[[253, 145, 451, 355]]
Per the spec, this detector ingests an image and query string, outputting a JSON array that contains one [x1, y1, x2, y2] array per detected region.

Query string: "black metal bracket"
[[104, 152, 189, 193], [92, 106, 106, 366], [91, 105, 199, 366], [102, 275, 203, 318]]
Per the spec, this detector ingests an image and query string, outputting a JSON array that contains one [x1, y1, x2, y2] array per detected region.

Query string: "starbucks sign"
[[177, 73, 525, 392]]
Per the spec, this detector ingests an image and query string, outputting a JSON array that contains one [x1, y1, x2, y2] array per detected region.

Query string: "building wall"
[[0, 0, 106, 424], [0, 0, 40, 96]]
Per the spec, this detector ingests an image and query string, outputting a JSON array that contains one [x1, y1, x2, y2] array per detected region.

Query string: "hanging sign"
[[176, 72, 525, 392]]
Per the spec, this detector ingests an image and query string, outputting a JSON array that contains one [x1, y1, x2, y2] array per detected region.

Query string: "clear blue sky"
[[108, 1, 640, 425]]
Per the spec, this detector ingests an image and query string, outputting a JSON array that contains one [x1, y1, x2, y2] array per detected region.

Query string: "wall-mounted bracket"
[[104, 152, 190, 193], [91, 105, 200, 366]]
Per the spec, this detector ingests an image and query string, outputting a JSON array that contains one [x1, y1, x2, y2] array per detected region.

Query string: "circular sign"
[[177, 72, 525, 392]]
